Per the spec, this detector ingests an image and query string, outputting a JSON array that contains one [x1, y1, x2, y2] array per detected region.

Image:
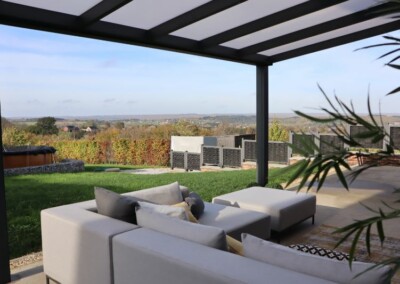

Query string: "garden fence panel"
[[170, 151, 185, 169], [187, 153, 201, 171], [291, 133, 315, 155], [389, 125, 400, 150], [243, 140, 257, 161], [222, 148, 242, 167], [319, 135, 345, 155], [349, 125, 384, 149], [202, 146, 221, 166], [268, 142, 289, 164]]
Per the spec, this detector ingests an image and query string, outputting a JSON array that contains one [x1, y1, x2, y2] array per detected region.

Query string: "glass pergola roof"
[[0, 0, 399, 65]]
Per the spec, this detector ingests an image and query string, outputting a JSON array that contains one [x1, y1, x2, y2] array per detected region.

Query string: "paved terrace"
[[10, 166, 400, 283]]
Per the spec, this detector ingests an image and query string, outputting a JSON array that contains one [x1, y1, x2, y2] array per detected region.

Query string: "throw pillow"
[[226, 235, 244, 256], [180, 186, 190, 199], [94, 187, 140, 224], [136, 207, 228, 251], [185, 192, 205, 219], [288, 244, 352, 261], [242, 233, 391, 284], [127, 182, 183, 205], [172, 202, 198, 223], [137, 201, 188, 220]]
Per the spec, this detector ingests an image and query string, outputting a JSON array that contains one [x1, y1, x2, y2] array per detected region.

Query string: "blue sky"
[[0, 25, 399, 118]]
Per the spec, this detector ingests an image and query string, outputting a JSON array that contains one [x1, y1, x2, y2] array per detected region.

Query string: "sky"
[[0, 25, 399, 118]]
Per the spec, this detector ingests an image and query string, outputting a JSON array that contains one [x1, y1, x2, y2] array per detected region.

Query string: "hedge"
[[37, 139, 170, 166]]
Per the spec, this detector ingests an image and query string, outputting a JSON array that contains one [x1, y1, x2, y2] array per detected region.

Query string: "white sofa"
[[41, 185, 391, 284]]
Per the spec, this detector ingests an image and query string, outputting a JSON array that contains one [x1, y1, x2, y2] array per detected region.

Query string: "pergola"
[[0, 0, 399, 282]]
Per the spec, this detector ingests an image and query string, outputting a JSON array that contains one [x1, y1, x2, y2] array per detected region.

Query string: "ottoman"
[[212, 187, 316, 233], [199, 202, 272, 240]]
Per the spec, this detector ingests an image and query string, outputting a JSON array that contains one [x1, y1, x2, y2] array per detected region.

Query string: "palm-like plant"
[[283, 1, 400, 280]]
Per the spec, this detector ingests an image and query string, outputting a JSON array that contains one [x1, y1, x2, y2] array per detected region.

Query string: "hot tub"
[[3, 146, 56, 169]]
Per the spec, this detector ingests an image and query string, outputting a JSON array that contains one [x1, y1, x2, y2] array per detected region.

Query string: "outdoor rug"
[[291, 224, 400, 283]]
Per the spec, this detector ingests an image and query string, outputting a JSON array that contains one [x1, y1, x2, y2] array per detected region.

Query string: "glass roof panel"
[[259, 18, 396, 57], [3, 0, 102, 16], [171, 0, 307, 41], [103, 0, 210, 30], [222, 0, 379, 49]]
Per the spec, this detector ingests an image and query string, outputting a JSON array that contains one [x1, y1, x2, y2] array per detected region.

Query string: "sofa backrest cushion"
[[126, 182, 183, 205], [137, 201, 188, 220], [136, 206, 228, 251], [242, 233, 391, 284], [95, 187, 141, 224]]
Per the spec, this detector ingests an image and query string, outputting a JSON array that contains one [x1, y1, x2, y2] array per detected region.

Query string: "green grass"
[[5, 166, 296, 258]]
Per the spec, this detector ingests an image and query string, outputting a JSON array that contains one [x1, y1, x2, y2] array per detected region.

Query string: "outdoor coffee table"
[[212, 187, 316, 236]]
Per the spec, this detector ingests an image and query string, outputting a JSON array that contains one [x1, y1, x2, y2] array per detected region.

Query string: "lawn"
[[5, 166, 295, 258]]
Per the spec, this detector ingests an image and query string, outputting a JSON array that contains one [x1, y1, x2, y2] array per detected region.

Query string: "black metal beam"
[[256, 65, 269, 186], [240, 2, 395, 56], [271, 19, 400, 63], [150, 0, 246, 38], [0, 103, 10, 284], [200, 0, 347, 49], [0, 1, 271, 65], [77, 0, 133, 27]]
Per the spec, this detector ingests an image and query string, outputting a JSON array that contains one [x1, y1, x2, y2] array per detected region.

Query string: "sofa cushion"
[[95, 187, 141, 224], [137, 201, 187, 220], [185, 192, 205, 219], [242, 233, 391, 284], [126, 182, 183, 205], [136, 206, 228, 251]]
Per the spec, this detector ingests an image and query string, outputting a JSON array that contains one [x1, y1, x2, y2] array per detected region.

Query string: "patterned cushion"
[[288, 244, 353, 261]]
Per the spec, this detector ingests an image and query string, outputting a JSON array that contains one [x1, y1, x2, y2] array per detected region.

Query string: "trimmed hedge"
[[37, 139, 170, 166]]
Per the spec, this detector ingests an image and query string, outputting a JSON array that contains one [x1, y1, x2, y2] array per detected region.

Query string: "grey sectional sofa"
[[41, 185, 390, 284]]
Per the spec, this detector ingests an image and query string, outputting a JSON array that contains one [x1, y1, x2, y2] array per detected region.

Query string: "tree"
[[269, 120, 289, 142], [29, 117, 59, 135], [2, 127, 29, 146], [173, 120, 201, 136], [114, 121, 125, 130], [103, 121, 111, 129], [1, 117, 12, 129], [283, 33, 400, 280]]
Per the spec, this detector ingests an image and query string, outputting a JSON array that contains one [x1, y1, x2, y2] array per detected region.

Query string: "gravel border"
[[10, 252, 42, 270]]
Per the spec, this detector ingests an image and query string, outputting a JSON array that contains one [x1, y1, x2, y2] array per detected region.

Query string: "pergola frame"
[[0, 0, 399, 282]]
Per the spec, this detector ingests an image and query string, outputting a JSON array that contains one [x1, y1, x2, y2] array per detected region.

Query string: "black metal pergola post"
[[0, 105, 10, 284], [256, 65, 269, 186]]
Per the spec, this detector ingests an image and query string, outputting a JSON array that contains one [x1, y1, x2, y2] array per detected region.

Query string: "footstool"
[[212, 187, 316, 233], [199, 202, 272, 240]]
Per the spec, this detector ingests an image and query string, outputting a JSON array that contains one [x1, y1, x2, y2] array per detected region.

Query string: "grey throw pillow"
[[95, 187, 140, 224], [180, 186, 190, 199], [136, 207, 228, 251], [185, 192, 205, 219]]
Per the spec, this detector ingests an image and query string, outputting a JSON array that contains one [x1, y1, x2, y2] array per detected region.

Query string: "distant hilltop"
[[7, 113, 400, 122], [8, 113, 319, 121]]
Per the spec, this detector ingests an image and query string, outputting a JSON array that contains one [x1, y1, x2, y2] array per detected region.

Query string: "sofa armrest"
[[41, 205, 138, 284]]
